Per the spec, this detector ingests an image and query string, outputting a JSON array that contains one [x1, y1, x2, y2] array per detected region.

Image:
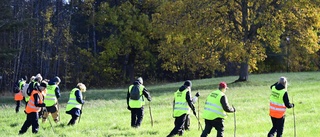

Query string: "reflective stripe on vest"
[[128, 85, 145, 108], [44, 85, 57, 106], [25, 90, 43, 113], [202, 90, 226, 120], [173, 89, 189, 117], [66, 88, 82, 111], [269, 86, 286, 118]]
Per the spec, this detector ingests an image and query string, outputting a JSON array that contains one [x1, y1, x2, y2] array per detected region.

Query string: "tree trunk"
[[237, 62, 249, 82]]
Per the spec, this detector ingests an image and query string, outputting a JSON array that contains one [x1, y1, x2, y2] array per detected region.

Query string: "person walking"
[[26, 74, 43, 103], [167, 80, 197, 137], [200, 82, 235, 137], [126, 77, 152, 128], [18, 81, 47, 134], [42, 76, 61, 123], [268, 77, 294, 137], [14, 77, 26, 113], [66, 83, 86, 126]]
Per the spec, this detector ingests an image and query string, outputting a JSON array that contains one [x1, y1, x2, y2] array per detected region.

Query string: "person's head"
[[35, 73, 43, 82], [278, 77, 288, 90], [38, 81, 47, 92], [137, 77, 143, 85], [53, 76, 61, 85], [77, 83, 86, 92], [218, 82, 228, 92], [183, 80, 192, 88]]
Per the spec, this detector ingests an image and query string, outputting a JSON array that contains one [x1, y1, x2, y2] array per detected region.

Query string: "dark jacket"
[[126, 81, 152, 107], [270, 82, 294, 108]]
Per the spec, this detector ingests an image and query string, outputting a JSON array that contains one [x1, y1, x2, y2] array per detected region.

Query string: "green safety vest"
[[269, 86, 286, 118], [128, 85, 145, 108], [173, 89, 190, 117], [19, 81, 25, 90], [25, 81, 38, 102], [66, 88, 82, 111], [44, 85, 58, 107], [202, 90, 226, 120]]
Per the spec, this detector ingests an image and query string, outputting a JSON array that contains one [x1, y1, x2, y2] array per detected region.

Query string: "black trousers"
[[268, 116, 285, 137], [201, 118, 224, 137], [19, 112, 39, 134], [15, 101, 21, 113], [67, 114, 79, 126], [130, 107, 144, 127], [167, 114, 187, 137]]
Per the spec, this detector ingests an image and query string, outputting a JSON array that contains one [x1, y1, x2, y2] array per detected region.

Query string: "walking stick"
[[149, 101, 154, 127], [232, 105, 236, 137], [57, 100, 60, 121], [78, 96, 85, 124], [292, 96, 296, 137], [198, 96, 200, 130], [193, 112, 203, 131], [44, 108, 55, 134]]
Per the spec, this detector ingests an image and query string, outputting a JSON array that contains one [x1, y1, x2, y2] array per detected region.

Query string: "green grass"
[[1, 72, 320, 137]]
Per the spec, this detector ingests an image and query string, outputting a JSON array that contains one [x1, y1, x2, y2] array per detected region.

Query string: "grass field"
[[1, 72, 320, 137]]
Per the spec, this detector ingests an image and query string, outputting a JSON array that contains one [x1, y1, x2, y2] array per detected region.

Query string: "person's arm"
[[34, 93, 46, 107], [221, 96, 235, 112], [143, 87, 152, 101], [55, 86, 61, 99], [270, 82, 277, 89], [283, 92, 294, 108], [75, 90, 84, 104], [186, 91, 195, 111], [127, 87, 130, 106]]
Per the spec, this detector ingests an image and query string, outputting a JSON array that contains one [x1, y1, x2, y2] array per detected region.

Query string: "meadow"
[[1, 72, 320, 137]]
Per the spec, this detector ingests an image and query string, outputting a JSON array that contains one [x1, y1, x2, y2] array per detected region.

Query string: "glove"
[[233, 106, 236, 112], [195, 92, 200, 97], [291, 103, 295, 108], [82, 100, 85, 104], [127, 106, 131, 110]]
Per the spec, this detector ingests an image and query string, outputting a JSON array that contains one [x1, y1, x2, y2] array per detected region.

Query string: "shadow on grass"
[[10, 123, 19, 127]]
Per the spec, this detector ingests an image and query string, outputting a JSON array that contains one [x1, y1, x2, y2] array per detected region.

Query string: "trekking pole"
[[193, 111, 203, 131], [292, 96, 296, 137], [57, 100, 60, 121], [198, 96, 200, 130], [44, 108, 55, 134], [78, 96, 85, 123], [149, 101, 154, 127], [232, 105, 236, 137]]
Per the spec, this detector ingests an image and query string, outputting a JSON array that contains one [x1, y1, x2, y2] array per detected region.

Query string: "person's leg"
[[213, 118, 224, 137], [31, 112, 40, 133], [184, 114, 190, 131], [135, 107, 144, 127], [201, 119, 214, 137], [276, 117, 285, 137], [19, 114, 32, 134], [15, 101, 20, 113], [167, 114, 186, 137], [51, 105, 59, 123], [68, 114, 78, 126], [131, 108, 138, 127], [42, 109, 49, 123], [268, 117, 277, 137]]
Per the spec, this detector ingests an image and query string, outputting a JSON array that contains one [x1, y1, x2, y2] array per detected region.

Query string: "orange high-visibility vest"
[[269, 86, 286, 118], [14, 91, 23, 101], [25, 90, 43, 113]]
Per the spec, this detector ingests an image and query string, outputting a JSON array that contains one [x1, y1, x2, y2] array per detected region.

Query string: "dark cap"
[[40, 82, 47, 88], [184, 80, 192, 87], [219, 82, 228, 89]]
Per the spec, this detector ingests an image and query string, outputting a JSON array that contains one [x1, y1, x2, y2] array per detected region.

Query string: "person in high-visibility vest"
[[200, 82, 235, 137], [18, 82, 47, 134], [26, 74, 42, 103], [66, 83, 86, 126], [126, 77, 152, 128], [42, 76, 61, 123], [14, 77, 26, 113], [167, 80, 198, 137], [268, 77, 294, 137]]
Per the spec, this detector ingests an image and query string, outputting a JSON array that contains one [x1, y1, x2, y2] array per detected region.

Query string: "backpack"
[[130, 84, 141, 100], [22, 83, 29, 97]]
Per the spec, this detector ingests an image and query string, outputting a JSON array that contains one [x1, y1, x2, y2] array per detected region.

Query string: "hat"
[[137, 77, 143, 85], [40, 82, 47, 88], [184, 80, 192, 87], [53, 76, 61, 83], [219, 82, 228, 89]]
